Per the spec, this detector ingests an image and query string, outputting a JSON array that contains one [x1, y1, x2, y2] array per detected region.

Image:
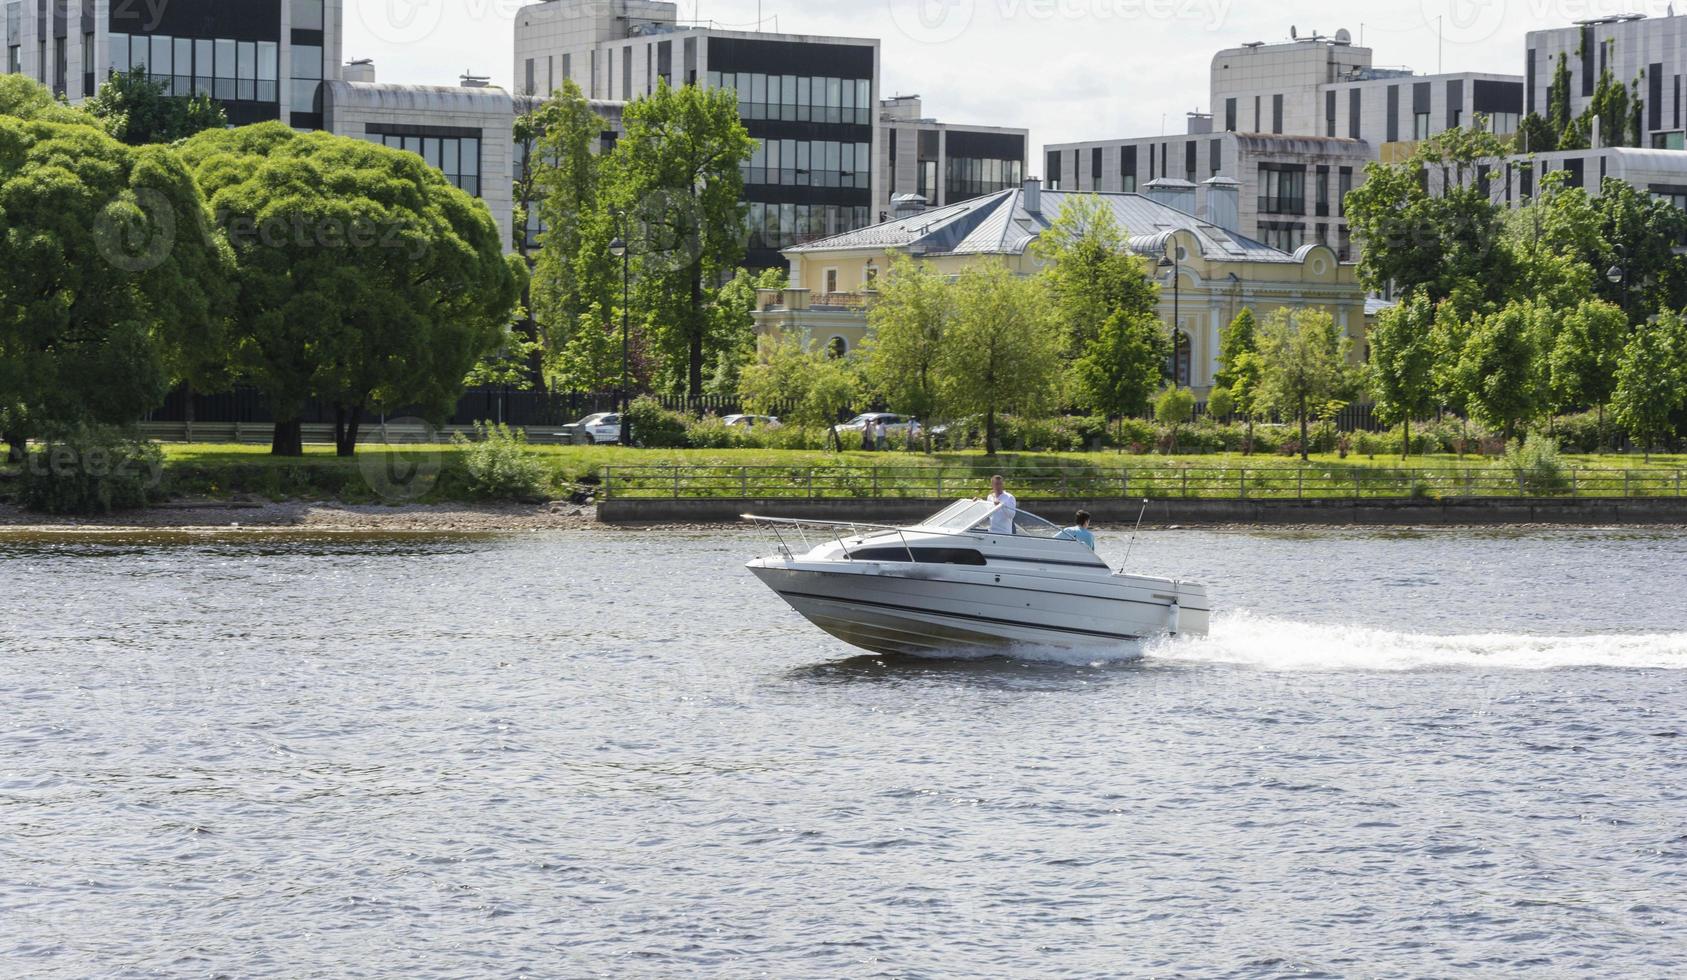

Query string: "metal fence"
[[600, 464, 1687, 501]]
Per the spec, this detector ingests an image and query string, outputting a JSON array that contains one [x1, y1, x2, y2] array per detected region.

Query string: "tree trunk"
[[1598, 403, 1607, 453], [333, 405, 363, 457], [271, 419, 304, 457], [985, 409, 997, 456], [1402, 418, 1410, 460], [1244, 418, 1254, 456], [688, 265, 705, 398], [1299, 393, 1309, 462]]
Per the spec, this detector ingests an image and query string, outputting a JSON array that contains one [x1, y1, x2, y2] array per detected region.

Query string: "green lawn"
[[146, 443, 1687, 504]]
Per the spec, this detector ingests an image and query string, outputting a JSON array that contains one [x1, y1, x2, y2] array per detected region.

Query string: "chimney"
[[1201, 176, 1241, 232], [1144, 177, 1197, 215], [1022, 177, 1042, 214], [343, 58, 376, 83]]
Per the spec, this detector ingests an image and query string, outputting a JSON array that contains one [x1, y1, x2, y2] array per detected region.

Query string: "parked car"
[[558, 413, 623, 445], [722, 414, 781, 429], [930, 415, 981, 450], [833, 413, 922, 449]]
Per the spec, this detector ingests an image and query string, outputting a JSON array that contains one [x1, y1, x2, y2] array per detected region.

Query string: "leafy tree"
[[1455, 301, 1548, 441], [705, 266, 786, 396], [1345, 127, 1515, 305], [1368, 294, 1438, 457], [1547, 52, 1574, 138], [1031, 194, 1159, 354], [1503, 171, 1600, 311], [1256, 308, 1354, 461], [1589, 177, 1687, 314], [1071, 309, 1165, 426], [610, 82, 755, 396], [0, 76, 233, 453], [180, 123, 519, 456], [551, 304, 625, 394], [739, 332, 861, 442], [1514, 112, 1557, 154], [1205, 386, 1235, 419], [1226, 349, 1267, 454], [863, 254, 954, 440], [84, 68, 227, 146], [1214, 307, 1258, 392], [528, 81, 611, 363], [938, 263, 1062, 455], [1548, 299, 1628, 422], [1610, 314, 1685, 461], [1153, 386, 1195, 452]]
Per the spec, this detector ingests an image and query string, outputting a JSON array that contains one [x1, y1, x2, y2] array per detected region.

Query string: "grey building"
[[878, 94, 1027, 217], [512, 0, 881, 268], [1526, 13, 1687, 150]]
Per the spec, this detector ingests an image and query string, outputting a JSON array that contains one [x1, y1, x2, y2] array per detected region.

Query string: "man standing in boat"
[[985, 475, 1017, 534]]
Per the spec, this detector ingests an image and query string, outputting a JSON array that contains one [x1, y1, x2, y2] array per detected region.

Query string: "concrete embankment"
[[599, 496, 1687, 526]]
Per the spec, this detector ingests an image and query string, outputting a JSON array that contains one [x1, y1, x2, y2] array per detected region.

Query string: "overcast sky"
[[344, 0, 1675, 160]]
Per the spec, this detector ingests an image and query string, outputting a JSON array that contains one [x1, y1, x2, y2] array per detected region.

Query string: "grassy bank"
[[140, 443, 1687, 505]]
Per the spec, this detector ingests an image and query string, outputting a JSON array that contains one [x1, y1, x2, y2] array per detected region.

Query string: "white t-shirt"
[[987, 491, 1017, 534]]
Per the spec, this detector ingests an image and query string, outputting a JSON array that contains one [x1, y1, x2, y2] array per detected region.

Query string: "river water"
[[2, 525, 1684, 977]]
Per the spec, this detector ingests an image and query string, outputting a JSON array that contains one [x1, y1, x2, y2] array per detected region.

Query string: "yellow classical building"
[[752, 178, 1369, 393]]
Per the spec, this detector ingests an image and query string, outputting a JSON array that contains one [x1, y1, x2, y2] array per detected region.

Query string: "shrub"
[[452, 421, 546, 499], [1206, 387, 1235, 420], [18, 426, 164, 514], [683, 416, 752, 450], [1550, 411, 1618, 454], [625, 396, 689, 448], [1504, 431, 1571, 496]]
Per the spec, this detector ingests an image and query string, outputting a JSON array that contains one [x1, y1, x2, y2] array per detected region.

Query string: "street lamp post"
[[1158, 247, 1184, 388], [609, 217, 631, 446], [1606, 254, 1628, 322]]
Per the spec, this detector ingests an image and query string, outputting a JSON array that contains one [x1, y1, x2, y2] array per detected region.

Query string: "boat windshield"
[[919, 499, 1072, 538]]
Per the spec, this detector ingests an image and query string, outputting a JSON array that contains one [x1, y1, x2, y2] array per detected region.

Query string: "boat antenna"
[[1119, 499, 1150, 574]]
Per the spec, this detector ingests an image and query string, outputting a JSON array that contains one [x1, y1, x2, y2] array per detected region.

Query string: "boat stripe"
[[774, 590, 1143, 641]]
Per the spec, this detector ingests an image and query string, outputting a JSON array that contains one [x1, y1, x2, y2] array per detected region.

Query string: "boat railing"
[[741, 513, 928, 562]]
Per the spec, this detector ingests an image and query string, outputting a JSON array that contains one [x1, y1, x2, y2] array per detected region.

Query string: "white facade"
[[1526, 14, 1687, 149], [326, 77, 516, 251]]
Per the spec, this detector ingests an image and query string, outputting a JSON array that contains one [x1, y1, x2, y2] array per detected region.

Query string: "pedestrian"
[[983, 474, 1017, 535], [1062, 510, 1096, 551], [875, 420, 889, 451], [861, 417, 876, 452], [906, 418, 922, 451]]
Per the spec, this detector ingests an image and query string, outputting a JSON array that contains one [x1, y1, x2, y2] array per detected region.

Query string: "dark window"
[[1387, 85, 1399, 141], [1526, 48, 1536, 114], [1225, 97, 1236, 132], [1337, 167, 1353, 216], [1650, 63, 1663, 132], [1121, 145, 1136, 192], [1253, 95, 1261, 131], [1520, 163, 1534, 199], [848, 546, 987, 565], [1565, 157, 1584, 188], [1477, 163, 1491, 198], [1272, 93, 1283, 133], [1325, 90, 1336, 137], [1092, 146, 1102, 184], [1046, 150, 1061, 189], [1257, 163, 1306, 215], [524, 57, 534, 96], [1185, 140, 1197, 182], [1315, 165, 1330, 216], [1446, 79, 1464, 129], [1349, 88, 1361, 139], [1581, 26, 1595, 97], [1209, 138, 1222, 176]]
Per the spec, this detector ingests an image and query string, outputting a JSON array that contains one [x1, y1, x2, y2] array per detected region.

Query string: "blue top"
[[1061, 526, 1096, 551]]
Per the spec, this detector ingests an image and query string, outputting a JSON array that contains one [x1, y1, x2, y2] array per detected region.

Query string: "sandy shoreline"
[[0, 499, 610, 533]]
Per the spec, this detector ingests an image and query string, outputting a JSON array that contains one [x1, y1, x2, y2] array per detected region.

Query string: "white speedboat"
[[744, 499, 1210, 657]]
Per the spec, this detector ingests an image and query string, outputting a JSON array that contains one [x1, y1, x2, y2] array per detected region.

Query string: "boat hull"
[[748, 560, 1208, 657]]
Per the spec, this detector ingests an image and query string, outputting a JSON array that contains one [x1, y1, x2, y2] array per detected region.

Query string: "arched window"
[[827, 336, 848, 359]]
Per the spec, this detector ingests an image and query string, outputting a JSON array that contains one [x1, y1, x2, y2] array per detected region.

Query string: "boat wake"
[[1145, 611, 1687, 671]]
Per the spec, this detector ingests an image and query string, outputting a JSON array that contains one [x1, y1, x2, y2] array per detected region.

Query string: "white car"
[[722, 414, 781, 429], [560, 413, 623, 445], [834, 413, 917, 437]]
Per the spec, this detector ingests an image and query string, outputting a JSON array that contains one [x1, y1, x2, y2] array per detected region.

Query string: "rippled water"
[[2, 526, 1684, 977]]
